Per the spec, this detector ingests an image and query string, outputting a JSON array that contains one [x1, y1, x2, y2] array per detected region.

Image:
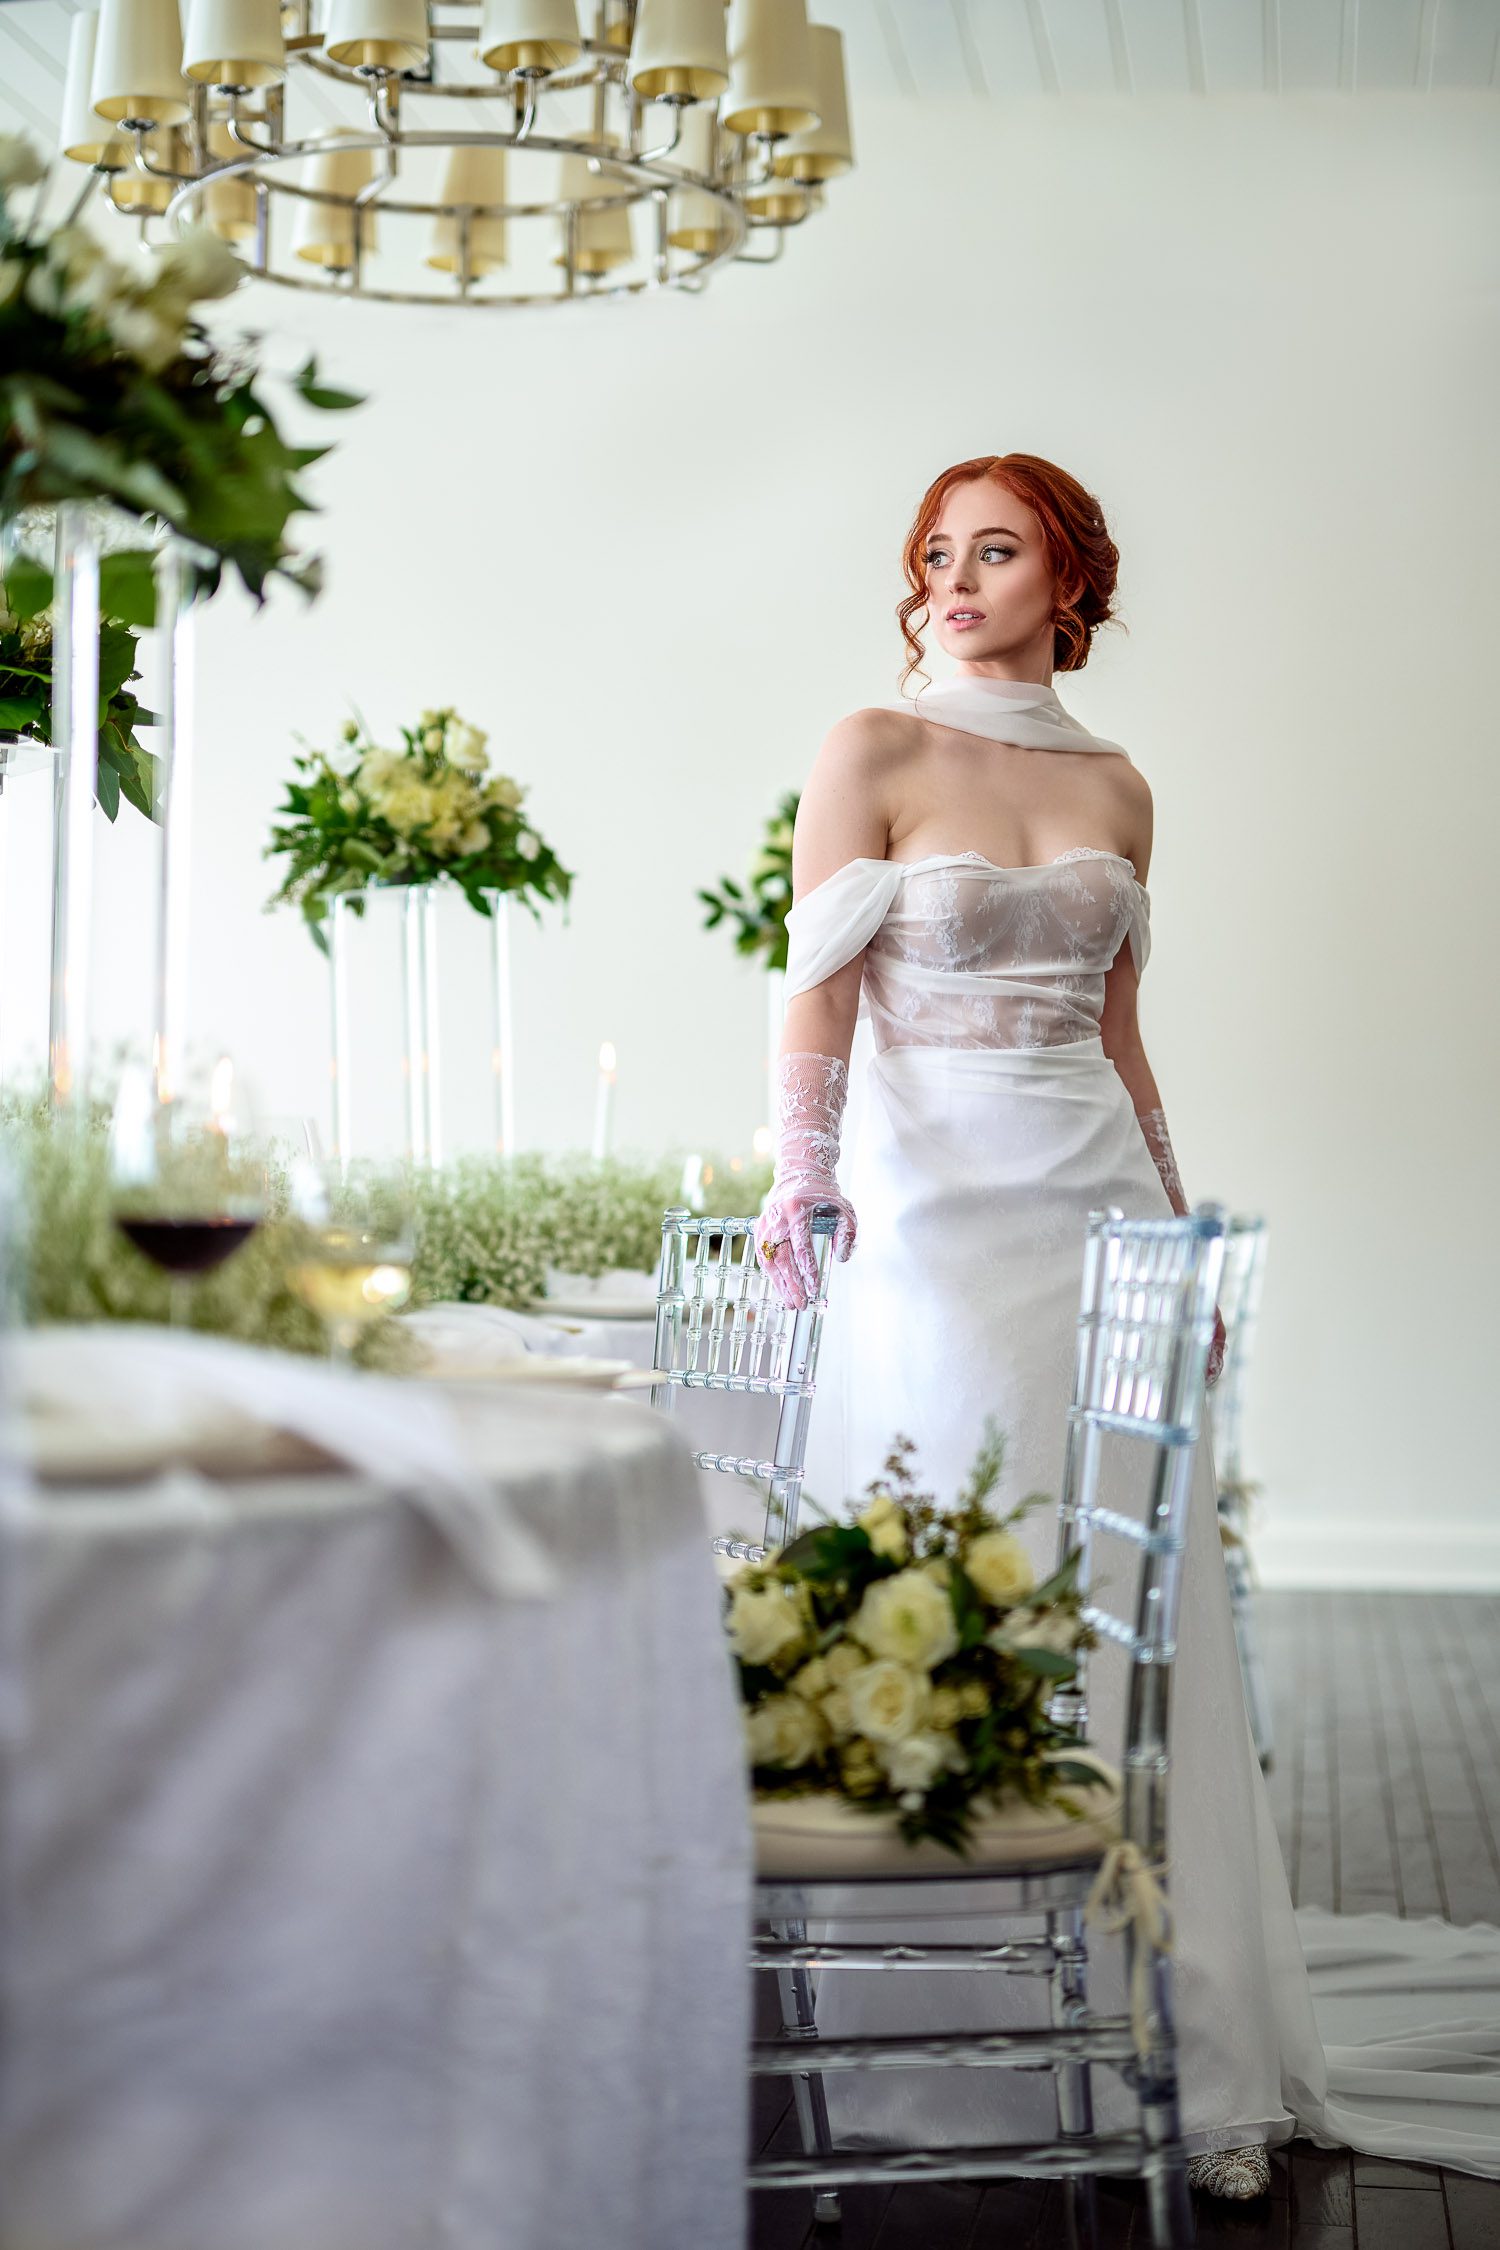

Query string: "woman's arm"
[[756, 712, 898, 1306], [1101, 782, 1226, 1380], [778, 710, 898, 1065], [1100, 953, 1189, 1218]]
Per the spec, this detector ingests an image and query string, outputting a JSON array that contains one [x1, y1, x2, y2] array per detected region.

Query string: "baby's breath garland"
[[3, 1097, 770, 1348], [727, 1426, 1098, 1857], [266, 704, 572, 953]]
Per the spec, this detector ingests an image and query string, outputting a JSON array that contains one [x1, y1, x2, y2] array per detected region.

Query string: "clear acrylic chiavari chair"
[[749, 1202, 1229, 2250], [1208, 1216, 1274, 1769], [650, 1203, 841, 1563]]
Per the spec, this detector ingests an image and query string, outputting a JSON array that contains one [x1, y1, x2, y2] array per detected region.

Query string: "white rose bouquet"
[[265, 704, 572, 952], [727, 1423, 1098, 1855]]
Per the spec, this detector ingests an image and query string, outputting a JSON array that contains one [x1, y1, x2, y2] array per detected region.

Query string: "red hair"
[[897, 454, 1121, 692]]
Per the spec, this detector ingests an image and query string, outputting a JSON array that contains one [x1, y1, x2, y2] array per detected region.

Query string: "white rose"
[[1000, 1606, 1082, 1657], [726, 1581, 807, 1669], [148, 228, 245, 305], [881, 1730, 961, 1801], [846, 1658, 925, 1745], [820, 1686, 856, 1741], [852, 1569, 959, 1672], [422, 727, 444, 754], [458, 818, 490, 856], [446, 721, 488, 773], [966, 1530, 1035, 1610], [515, 828, 541, 861], [101, 297, 182, 373], [338, 788, 361, 816], [0, 134, 46, 189], [857, 1491, 908, 1562], [824, 1641, 864, 1685], [745, 1693, 824, 1769], [486, 775, 524, 812]]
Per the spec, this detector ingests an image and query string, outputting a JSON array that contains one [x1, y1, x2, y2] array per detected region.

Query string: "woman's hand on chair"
[[754, 1192, 857, 1311]]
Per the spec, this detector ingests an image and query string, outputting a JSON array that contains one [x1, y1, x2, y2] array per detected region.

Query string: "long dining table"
[[0, 1330, 752, 2250]]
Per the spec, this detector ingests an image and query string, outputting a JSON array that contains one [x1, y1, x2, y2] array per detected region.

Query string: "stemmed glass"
[[109, 1057, 267, 1328], [286, 1159, 414, 1366]]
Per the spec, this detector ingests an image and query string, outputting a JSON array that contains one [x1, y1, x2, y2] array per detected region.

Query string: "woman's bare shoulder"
[[815, 704, 923, 775]]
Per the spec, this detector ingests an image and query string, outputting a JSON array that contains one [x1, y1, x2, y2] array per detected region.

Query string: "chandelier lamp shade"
[[478, 0, 584, 77], [91, 0, 193, 124], [182, 0, 287, 89], [60, 11, 130, 167], [626, 0, 728, 104], [56, 0, 855, 309]]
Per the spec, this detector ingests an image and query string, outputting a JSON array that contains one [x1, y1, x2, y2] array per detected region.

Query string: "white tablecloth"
[[569, 1315, 789, 1545], [0, 1383, 750, 2250]]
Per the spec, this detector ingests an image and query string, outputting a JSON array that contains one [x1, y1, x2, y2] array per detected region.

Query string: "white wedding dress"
[[786, 675, 1500, 2176]]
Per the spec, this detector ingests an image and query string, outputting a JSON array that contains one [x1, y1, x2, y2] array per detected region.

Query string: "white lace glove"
[[1138, 1105, 1226, 1386], [754, 1051, 858, 1310]]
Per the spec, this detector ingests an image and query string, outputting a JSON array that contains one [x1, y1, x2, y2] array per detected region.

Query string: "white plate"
[[527, 1296, 658, 1322], [429, 1357, 636, 1389]]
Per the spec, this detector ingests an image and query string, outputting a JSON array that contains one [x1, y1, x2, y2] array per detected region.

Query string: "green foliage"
[[265, 706, 573, 953], [0, 147, 359, 604], [699, 790, 798, 973], [0, 565, 158, 823]]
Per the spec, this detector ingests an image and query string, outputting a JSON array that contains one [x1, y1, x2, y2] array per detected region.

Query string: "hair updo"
[[897, 453, 1121, 691]]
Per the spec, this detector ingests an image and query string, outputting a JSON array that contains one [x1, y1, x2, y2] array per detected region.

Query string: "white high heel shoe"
[[1187, 2145, 1272, 2199]]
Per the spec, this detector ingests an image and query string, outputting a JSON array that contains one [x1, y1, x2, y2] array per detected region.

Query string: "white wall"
[[9, 90, 1497, 1585]]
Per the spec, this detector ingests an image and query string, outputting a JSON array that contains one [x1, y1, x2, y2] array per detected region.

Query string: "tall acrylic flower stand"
[[0, 505, 199, 1111], [328, 880, 516, 1170]]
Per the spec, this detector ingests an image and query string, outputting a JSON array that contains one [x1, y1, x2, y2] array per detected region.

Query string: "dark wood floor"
[[750, 1591, 1500, 2250]]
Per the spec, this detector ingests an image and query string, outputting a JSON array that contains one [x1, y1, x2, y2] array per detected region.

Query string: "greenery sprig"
[[0, 551, 158, 821], [699, 789, 798, 973]]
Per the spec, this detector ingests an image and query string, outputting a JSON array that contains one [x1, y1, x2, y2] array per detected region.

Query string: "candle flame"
[[598, 1040, 617, 1076], [208, 1054, 235, 1130]]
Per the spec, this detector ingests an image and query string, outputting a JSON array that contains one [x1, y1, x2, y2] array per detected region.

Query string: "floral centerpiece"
[[0, 132, 359, 604], [726, 1427, 1098, 1856], [265, 705, 573, 953], [699, 789, 798, 973]]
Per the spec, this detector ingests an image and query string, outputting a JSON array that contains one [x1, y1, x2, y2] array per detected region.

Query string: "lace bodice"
[[784, 847, 1151, 1054]]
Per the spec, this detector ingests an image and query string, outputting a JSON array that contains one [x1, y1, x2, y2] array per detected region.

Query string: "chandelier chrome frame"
[[91, 0, 820, 309]]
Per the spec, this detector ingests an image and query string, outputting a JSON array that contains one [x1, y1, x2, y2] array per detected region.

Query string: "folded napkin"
[[15, 1325, 555, 1600]]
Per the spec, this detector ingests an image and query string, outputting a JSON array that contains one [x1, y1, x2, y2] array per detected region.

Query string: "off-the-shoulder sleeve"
[[1128, 883, 1151, 980], [784, 858, 905, 1000]]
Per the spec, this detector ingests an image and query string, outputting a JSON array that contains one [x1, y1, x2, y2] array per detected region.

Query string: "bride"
[[750, 452, 1500, 2201]]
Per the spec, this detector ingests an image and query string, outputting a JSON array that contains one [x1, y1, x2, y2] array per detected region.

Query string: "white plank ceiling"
[[0, 0, 1496, 142]]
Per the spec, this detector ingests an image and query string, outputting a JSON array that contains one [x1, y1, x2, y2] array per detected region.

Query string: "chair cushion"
[[753, 1750, 1123, 1880]]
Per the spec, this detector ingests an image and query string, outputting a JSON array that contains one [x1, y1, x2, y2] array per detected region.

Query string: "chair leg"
[[1049, 1907, 1099, 2250], [771, 1915, 840, 2228], [1129, 1929, 1193, 2249]]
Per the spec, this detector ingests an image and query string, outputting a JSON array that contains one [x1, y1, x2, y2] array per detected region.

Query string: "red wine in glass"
[[115, 1215, 260, 1276]]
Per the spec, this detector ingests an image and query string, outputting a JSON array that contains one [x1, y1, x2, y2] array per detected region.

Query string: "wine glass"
[[109, 1056, 267, 1329], [286, 1160, 414, 1366]]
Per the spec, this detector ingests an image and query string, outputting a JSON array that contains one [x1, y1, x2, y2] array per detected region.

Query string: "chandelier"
[[53, 0, 854, 308]]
